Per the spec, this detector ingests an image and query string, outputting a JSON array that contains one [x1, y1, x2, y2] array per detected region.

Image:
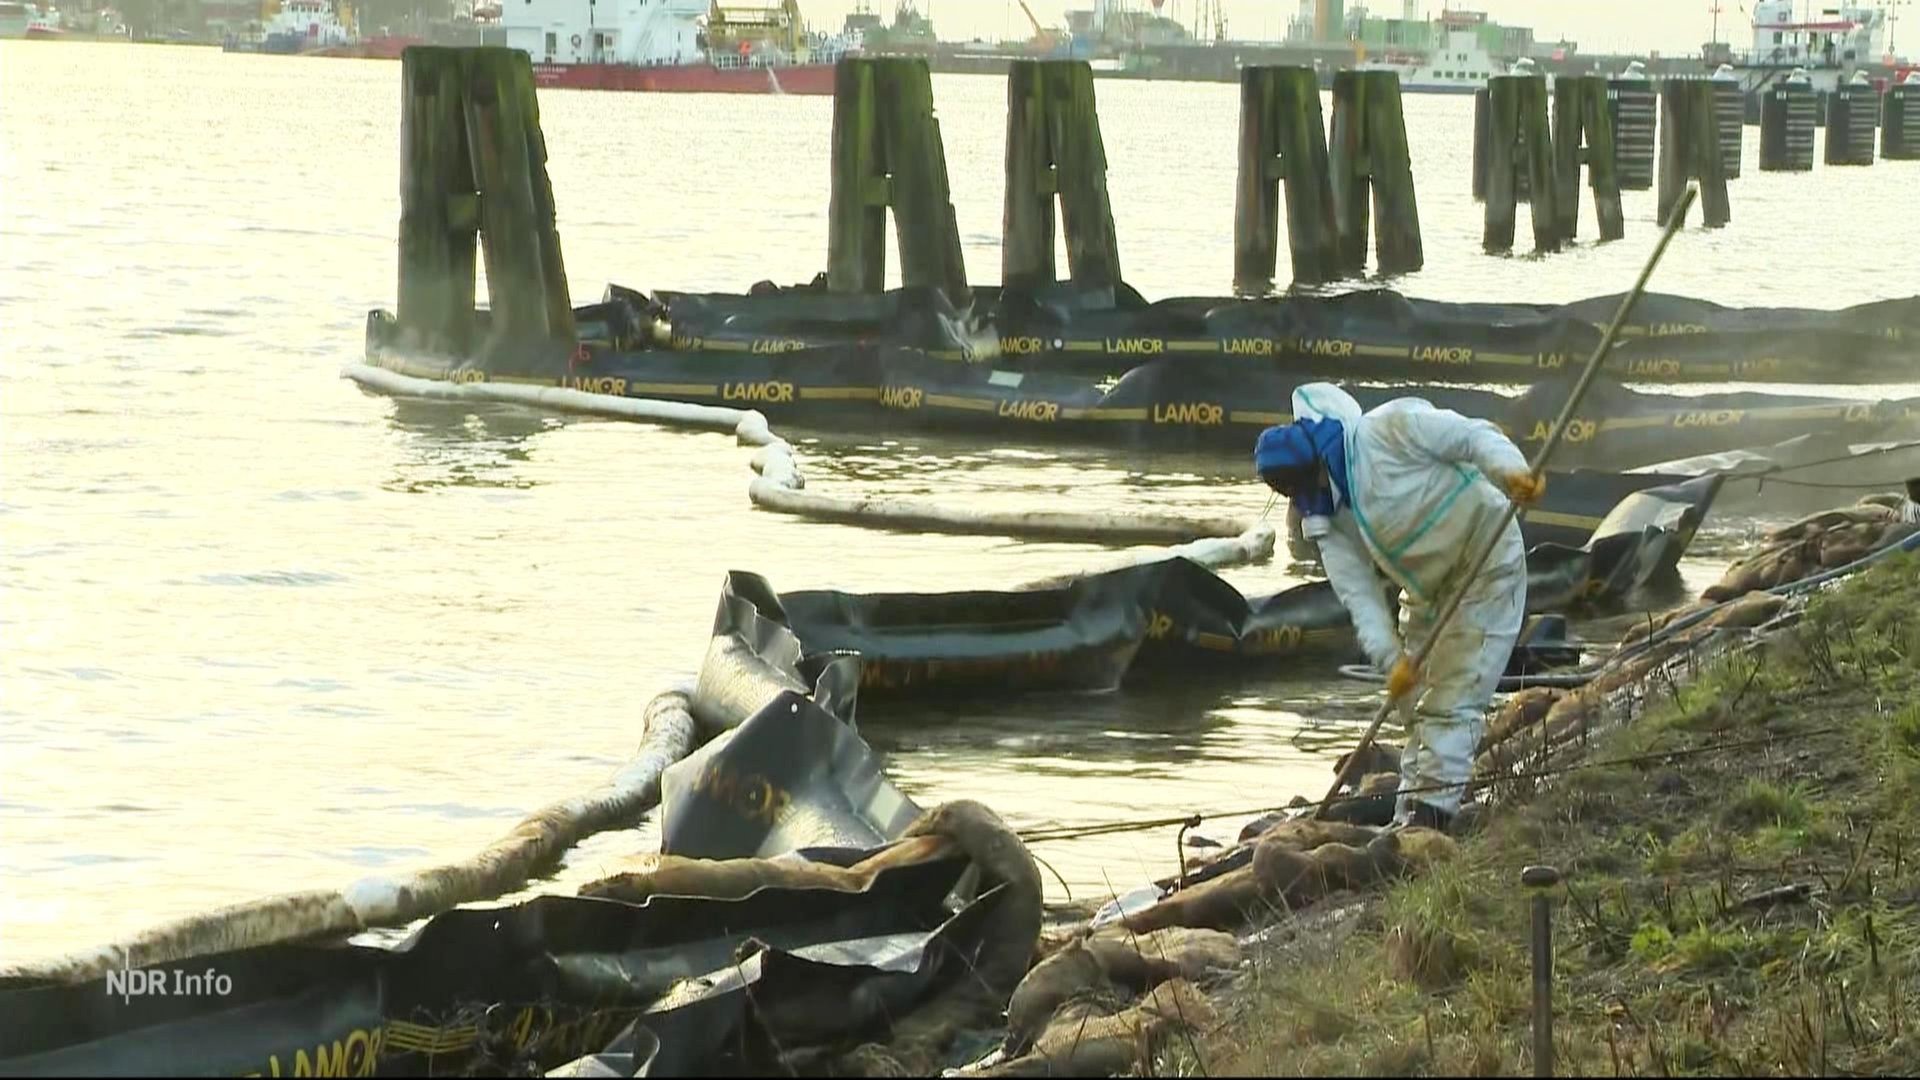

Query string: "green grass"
[[1184, 551, 1920, 1078]]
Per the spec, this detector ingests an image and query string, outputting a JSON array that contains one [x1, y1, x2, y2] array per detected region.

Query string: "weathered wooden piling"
[[1233, 65, 1339, 294], [1328, 70, 1423, 276], [397, 47, 479, 356], [1472, 87, 1489, 201], [1888, 80, 1920, 160], [827, 57, 969, 303], [1712, 78, 1745, 178], [1606, 78, 1657, 190], [1003, 61, 1121, 290], [461, 47, 574, 349], [1759, 81, 1818, 171], [1482, 73, 1559, 254], [1550, 75, 1625, 243], [1657, 79, 1731, 228], [1825, 79, 1880, 166]]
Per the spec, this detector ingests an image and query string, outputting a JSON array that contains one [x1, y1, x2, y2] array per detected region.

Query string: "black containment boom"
[[1658, 79, 1731, 228], [1550, 75, 1625, 243], [1887, 81, 1920, 160], [1003, 60, 1122, 290], [1483, 73, 1559, 254], [1759, 81, 1818, 171], [1234, 65, 1338, 294], [396, 46, 574, 359], [1825, 80, 1880, 166], [1328, 69, 1424, 276], [827, 57, 969, 304], [1606, 77, 1657, 190]]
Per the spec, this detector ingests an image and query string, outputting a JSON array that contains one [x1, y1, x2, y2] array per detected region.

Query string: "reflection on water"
[[3, 40, 1916, 963]]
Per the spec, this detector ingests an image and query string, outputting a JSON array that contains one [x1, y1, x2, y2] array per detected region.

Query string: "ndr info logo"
[[105, 957, 233, 1005]]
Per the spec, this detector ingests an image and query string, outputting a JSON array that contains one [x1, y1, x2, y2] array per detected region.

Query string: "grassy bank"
[[1193, 551, 1920, 1076]]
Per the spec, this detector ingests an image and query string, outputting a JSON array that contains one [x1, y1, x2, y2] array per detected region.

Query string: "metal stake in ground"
[[1523, 864, 1563, 1076], [1312, 185, 1699, 822]]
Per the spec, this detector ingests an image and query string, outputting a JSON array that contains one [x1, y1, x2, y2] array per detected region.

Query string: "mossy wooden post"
[[1329, 69, 1422, 276], [1887, 82, 1920, 160], [1484, 73, 1558, 254], [1550, 76, 1623, 243], [1233, 65, 1337, 294], [1760, 82, 1817, 170], [1826, 81, 1880, 166], [827, 57, 968, 304], [1003, 60, 1121, 289], [462, 47, 572, 350], [1606, 78, 1657, 190], [1472, 87, 1489, 201], [397, 46, 478, 356], [1658, 80, 1730, 228]]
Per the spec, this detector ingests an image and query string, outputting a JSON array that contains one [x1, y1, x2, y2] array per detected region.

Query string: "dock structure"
[[1824, 80, 1880, 166], [1327, 70, 1423, 276], [1003, 60, 1122, 290], [396, 46, 573, 360], [1605, 78, 1657, 190], [1233, 65, 1339, 294], [827, 57, 969, 304], [1549, 75, 1625, 243], [1657, 79, 1731, 228], [1888, 80, 1920, 160], [1759, 81, 1818, 171], [1482, 73, 1559, 254]]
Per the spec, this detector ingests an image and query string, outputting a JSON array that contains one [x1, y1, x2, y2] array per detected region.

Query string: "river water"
[[3, 41, 1917, 964]]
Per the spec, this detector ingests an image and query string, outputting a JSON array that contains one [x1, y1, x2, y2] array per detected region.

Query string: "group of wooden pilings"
[[1474, 75, 1624, 253], [822, 57, 1426, 301], [395, 47, 572, 359]]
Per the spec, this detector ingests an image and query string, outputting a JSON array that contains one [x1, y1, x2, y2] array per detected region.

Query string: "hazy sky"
[[813, 2, 1888, 57]]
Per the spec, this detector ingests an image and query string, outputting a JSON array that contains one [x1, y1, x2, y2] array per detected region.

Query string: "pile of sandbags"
[[1703, 495, 1919, 601]]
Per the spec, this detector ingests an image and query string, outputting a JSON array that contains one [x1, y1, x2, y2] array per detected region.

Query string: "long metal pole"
[[1313, 185, 1698, 821]]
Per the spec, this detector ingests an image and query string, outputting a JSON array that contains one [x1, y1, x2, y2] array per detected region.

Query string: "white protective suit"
[[1291, 384, 1530, 821]]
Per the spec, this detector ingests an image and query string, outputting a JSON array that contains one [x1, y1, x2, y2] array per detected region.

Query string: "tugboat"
[[502, 0, 856, 95]]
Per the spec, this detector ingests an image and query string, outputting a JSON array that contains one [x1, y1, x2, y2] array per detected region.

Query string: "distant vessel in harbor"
[[223, 0, 351, 54], [0, 1, 67, 39], [1357, 13, 1503, 94], [502, 0, 855, 95]]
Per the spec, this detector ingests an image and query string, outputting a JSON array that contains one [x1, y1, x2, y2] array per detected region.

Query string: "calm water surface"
[[3, 41, 1916, 962]]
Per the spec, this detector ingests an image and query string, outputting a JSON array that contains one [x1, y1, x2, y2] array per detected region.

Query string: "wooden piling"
[[828, 57, 969, 303], [1550, 76, 1624, 243], [1887, 82, 1920, 160], [1472, 87, 1489, 202], [1606, 78, 1657, 190], [1712, 78, 1745, 178], [397, 47, 478, 357], [1483, 73, 1559, 254], [462, 47, 573, 350], [1328, 69, 1423, 276], [1826, 81, 1880, 166], [1003, 61, 1121, 290], [1233, 65, 1338, 294], [1658, 79, 1731, 228], [1759, 81, 1817, 171]]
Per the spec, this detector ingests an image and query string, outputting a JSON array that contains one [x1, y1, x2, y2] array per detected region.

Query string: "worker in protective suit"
[[1255, 384, 1544, 832]]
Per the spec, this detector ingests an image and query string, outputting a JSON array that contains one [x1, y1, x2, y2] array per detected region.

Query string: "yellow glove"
[[1386, 655, 1421, 700], [1502, 470, 1547, 506]]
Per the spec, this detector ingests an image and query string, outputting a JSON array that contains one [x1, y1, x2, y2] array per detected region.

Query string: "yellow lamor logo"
[[750, 339, 805, 354], [1531, 419, 1598, 443], [1254, 626, 1305, 651], [448, 369, 486, 384], [669, 334, 704, 350], [1145, 611, 1175, 639], [879, 386, 924, 409], [1106, 338, 1166, 355], [1224, 338, 1275, 355], [568, 377, 626, 395], [1647, 322, 1709, 336], [1412, 346, 1473, 364], [1624, 358, 1681, 377], [1537, 353, 1570, 369], [1152, 402, 1224, 426], [721, 381, 795, 403], [693, 763, 793, 825], [1298, 338, 1356, 358], [998, 399, 1060, 422], [999, 336, 1047, 354]]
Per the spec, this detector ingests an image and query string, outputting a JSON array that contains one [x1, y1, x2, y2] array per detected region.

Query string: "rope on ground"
[[1014, 725, 1845, 845]]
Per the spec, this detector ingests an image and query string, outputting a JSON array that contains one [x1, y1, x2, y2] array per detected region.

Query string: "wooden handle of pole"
[[1312, 186, 1698, 822]]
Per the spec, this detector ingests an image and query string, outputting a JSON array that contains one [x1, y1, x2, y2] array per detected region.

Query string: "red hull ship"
[[530, 60, 837, 95]]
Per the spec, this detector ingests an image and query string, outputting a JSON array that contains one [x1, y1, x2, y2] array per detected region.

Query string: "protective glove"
[[1500, 470, 1547, 506], [1385, 654, 1421, 701]]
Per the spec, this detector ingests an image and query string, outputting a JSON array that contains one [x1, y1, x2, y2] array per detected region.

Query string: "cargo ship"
[[503, 0, 854, 95]]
